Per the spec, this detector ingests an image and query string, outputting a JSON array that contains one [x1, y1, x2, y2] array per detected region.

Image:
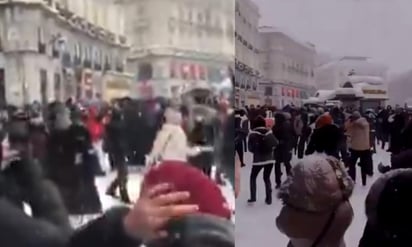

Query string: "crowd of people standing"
[[236, 103, 412, 247], [0, 84, 235, 247]]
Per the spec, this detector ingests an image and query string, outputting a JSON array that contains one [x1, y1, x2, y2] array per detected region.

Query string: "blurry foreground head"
[[362, 169, 412, 246], [351, 111, 361, 121], [143, 161, 231, 219], [143, 161, 234, 247], [277, 155, 354, 246]]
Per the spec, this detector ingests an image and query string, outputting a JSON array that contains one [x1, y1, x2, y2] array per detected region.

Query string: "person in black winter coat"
[[272, 112, 294, 188], [234, 110, 248, 167], [105, 108, 131, 204], [47, 107, 101, 218], [388, 108, 406, 155], [248, 116, 278, 205]]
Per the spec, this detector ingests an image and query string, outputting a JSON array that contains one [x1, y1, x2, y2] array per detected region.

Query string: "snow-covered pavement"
[[236, 147, 391, 247]]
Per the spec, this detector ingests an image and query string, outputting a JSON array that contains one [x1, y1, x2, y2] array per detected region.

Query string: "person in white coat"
[[146, 107, 190, 165]]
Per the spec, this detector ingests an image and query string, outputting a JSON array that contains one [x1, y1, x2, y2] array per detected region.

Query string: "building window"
[[168, 18, 176, 32], [197, 13, 203, 23], [264, 86, 272, 96], [37, 28, 46, 54], [40, 69, 48, 105], [188, 9, 193, 22], [115, 58, 124, 72], [199, 65, 206, 80], [104, 55, 111, 71], [205, 9, 211, 24], [170, 62, 177, 78], [0, 69, 5, 106], [137, 63, 153, 81], [54, 73, 61, 101]]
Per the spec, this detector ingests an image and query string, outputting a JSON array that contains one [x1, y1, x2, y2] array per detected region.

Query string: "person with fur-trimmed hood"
[[247, 115, 278, 205]]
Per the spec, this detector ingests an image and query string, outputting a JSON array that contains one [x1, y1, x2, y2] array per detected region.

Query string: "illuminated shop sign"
[[362, 89, 386, 94]]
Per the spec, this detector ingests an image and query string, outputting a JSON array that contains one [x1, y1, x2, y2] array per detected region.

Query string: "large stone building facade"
[[234, 0, 261, 107], [119, 0, 234, 98], [258, 26, 317, 107], [57, 0, 125, 36], [0, 0, 130, 106]]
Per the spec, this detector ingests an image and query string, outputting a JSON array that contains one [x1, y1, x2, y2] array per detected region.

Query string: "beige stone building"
[[234, 0, 261, 107], [118, 0, 234, 98], [258, 26, 317, 107], [0, 0, 129, 106]]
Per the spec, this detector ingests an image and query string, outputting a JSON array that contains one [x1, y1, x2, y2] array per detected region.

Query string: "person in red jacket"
[[87, 107, 104, 143], [86, 106, 106, 175]]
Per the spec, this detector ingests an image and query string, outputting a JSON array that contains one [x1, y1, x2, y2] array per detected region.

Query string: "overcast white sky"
[[252, 0, 412, 73]]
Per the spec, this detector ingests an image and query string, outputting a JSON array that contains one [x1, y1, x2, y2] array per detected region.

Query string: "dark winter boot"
[[106, 179, 119, 198], [378, 162, 391, 174], [265, 196, 272, 205], [119, 185, 131, 204]]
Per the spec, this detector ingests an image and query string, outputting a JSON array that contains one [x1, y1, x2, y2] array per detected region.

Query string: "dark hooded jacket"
[[306, 124, 343, 159], [248, 123, 278, 165], [272, 113, 294, 161], [104, 109, 127, 157], [380, 120, 412, 172]]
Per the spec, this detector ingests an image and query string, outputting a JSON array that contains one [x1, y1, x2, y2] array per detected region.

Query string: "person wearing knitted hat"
[[141, 160, 234, 247], [315, 113, 333, 129], [277, 153, 354, 247]]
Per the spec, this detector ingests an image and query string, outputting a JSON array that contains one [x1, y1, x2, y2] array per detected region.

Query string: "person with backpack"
[[247, 115, 278, 205]]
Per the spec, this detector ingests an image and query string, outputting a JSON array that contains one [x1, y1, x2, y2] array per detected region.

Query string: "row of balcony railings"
[[42, 0, 127, 46]]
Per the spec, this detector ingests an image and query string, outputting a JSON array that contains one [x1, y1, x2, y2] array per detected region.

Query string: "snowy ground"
[[236, 147, 391, 247]]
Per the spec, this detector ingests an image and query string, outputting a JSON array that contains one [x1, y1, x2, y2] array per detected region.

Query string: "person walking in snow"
[[105, 106, 131, 204], [247, 115, 278, 205]]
